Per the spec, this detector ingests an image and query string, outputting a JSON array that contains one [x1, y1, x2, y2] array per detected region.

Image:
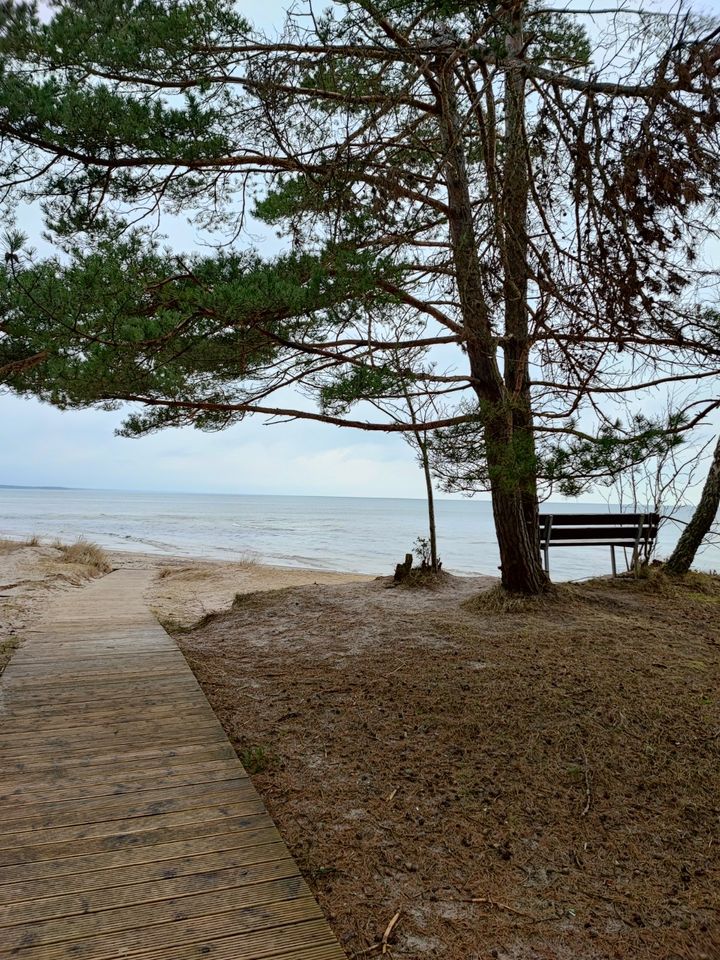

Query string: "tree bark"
[[434, 12, 547, 594], [502, 1, 542, 560], [665, 433, 720, 575], [489, 475, 549, 594]]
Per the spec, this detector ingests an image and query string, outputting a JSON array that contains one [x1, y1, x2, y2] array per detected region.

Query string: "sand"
[[0, 536, 371, 671], [142, 554, 372, 630]]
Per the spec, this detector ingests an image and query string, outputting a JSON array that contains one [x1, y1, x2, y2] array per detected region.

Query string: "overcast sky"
[[2, 0, 717, 500]]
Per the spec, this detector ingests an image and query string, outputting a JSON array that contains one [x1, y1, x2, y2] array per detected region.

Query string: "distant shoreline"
[[0, 484, 73, 490], [0, 483, 479, 503]]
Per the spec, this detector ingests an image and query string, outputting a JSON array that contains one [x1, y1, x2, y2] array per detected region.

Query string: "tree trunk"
[[502, 0, 542, 562], [665, 433, 720, 575], [434, 12, 547, 594], [418, 434, 440, 572], [490, 476, 549, 594]]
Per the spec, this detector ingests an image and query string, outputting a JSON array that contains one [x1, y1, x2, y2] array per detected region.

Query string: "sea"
[[0, 487, 717, 582]]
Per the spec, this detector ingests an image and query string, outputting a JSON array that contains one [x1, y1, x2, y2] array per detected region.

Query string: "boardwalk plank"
[[2, 782, 259, 836], [0, 859, 301, 926], [0, 799, 265, 849], [0, 811, 273, 866], [0, 843, 292, 903], [0, 760, 245, 805], [10, 899, 329, 960], [0, 569, 344, 959], [1, 875, 313, 949], [0, 859, 299, 939], [2, 741, 238, 778], [2, 757, 239, 794]]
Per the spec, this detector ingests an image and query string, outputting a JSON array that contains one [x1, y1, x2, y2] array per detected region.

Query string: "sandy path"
[[141, 556, 373, 630]]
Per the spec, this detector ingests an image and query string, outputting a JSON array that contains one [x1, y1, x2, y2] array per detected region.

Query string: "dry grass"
[[0, 539, 24, 555], [463, 581, 570, 614], [395, 568, 453, 590], [157, 565, 221, 582], [175, 571, 720, 960], [55, 538, 112, 574]]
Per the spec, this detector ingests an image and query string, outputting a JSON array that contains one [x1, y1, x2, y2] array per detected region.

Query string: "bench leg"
[[544, 544, 550, 575], [611, 545, 617, 578]]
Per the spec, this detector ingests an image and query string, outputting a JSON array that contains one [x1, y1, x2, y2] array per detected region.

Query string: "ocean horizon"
[[0, 485, 717, 581]]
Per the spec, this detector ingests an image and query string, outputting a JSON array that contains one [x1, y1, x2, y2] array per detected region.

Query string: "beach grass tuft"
[[0, 539, 23, 554], [56, 538, 112, 574], [0, 636, 20, 676]]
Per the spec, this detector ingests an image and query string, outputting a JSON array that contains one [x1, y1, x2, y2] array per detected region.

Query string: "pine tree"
[[1, 0, 719, 592]]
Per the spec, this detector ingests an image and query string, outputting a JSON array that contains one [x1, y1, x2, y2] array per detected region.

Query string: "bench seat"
[[539, 513, 659, 576]]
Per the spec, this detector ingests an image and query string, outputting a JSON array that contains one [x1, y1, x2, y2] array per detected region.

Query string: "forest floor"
[[172, 568, 720, 960]]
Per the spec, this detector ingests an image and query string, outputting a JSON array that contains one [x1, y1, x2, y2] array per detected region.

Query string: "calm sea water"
[[0, 487, 717, 581]]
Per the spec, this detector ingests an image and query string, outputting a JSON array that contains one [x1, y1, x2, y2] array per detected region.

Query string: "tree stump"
[[394, 553, 414, 583]]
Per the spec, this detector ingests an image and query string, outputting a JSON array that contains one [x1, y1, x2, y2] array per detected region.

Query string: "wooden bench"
[[539, 512, 660, 577]]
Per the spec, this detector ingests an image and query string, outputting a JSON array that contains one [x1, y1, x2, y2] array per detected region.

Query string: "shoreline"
[[0, 529, 495, 579], [0, 532, 378, 578]]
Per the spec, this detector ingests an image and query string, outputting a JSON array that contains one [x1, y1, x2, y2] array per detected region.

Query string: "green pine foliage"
[[0, 230, 401, 433]]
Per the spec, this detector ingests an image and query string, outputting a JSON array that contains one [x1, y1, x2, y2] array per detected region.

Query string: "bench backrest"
[[538, 513, 660, 546]]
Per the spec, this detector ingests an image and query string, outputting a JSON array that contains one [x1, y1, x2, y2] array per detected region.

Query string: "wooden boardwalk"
[[0, 569, 345, 960]]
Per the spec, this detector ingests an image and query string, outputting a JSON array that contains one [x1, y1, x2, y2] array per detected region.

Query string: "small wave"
[[115, 534, 181, 551]]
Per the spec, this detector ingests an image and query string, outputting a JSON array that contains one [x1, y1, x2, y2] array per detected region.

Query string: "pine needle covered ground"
[[175, 571, 720, 960]]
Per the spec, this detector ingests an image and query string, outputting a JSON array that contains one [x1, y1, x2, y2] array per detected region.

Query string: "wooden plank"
[[0, 800, 265, 850], [0, 733, 230, 767], [0, 843, 292, 903], [1, 779, 256, 828], [1, 673, 196, 688], [0, 811, 271, 867], [2, 782, 256, 836], [0, 724, 226, 766], [2, 875, 312, 949], [540, 525, 653, 542], [122, 922, 345, 960], [0, 826, 284, 885], [539, 511, 659, 525], [3, 741, 237, 778], [7, 648, 184, 662], [1, 691, 200, 716], [9, 652, 179, 666], [11, 897, 323, 960], [0, 712, 218, 738], [0, 703, 218, 734], [2, 757, 238, 795], [0, 568, 345, 959], [0, 762, 249, 807], [0, 859, 301, 926], [6, 650, 187, 666], [2, 668, 191, 688]]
